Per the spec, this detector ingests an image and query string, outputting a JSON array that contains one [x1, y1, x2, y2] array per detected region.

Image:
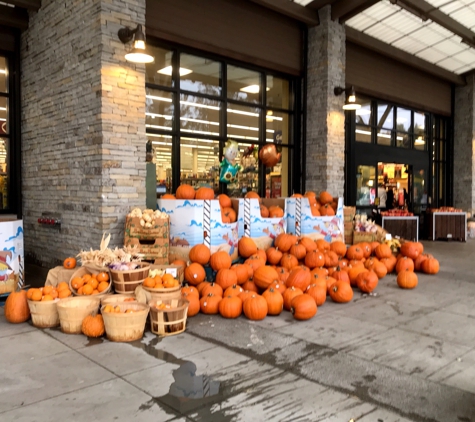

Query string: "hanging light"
[[118, 24, 154, 64], [334, 86, 361, 110]]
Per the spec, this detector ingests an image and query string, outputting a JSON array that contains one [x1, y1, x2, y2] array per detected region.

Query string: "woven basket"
[[101, 294, 137, 306], [142, 285, 181, 303], [110, 262, 150, 294], [27, 299, 60, 328], [69, 266, 113, 297], [149, 298, 189, 337], [101, 302, 150, 342], [56, 296, 101, 334]]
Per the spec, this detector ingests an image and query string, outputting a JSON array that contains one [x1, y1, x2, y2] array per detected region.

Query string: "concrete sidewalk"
[[1, 240, 474, 422]]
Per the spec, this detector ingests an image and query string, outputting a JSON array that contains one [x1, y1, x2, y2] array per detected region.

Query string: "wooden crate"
[[427, 212, 466, 241], [125, 216, 169, 241], [124, 237, 169, 264], [382, 216, 419, 241]]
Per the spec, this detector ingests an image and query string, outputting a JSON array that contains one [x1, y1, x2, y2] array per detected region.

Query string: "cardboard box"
[[236, 198, 287, 250], [124, 237, 169, 264], [0, 220, 24, 294], [285, 198, 344, 242], [157, 198, 240, 262], [125, 216, 169, 241]]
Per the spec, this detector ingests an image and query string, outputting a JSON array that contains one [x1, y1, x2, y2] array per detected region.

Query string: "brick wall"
[[453, 72, 475, 214], [306, 5, 346, 198], [21, 0, 147, 268]]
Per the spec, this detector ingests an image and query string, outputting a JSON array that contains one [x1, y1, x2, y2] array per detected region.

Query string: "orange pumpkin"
[[283, 286, 304, 311], [210, 251, 232, 271], [63, 257, 77, 270], [200, 293, 222, 314], [330, 241, 347, 257], [238, 237, 258, 258], [260, 204, 270, 218], [306, 283, 326, 306], [81, 314, 105, 338], [230, 264, 251, 285], [329, 280, 354, 303], [397, 270, 418, 289], [161, 194, 176, 199], [268, 205, 284, 218], [183, 293, 200, 317], [291, 294, 317, 320], [218, 295, 243, 319], [201, 282, 223, 298], [189, 244, 211, 265], [195, 187, 215, 200], [421, 257, 440, 274], [176, 184, 195, 199], [184, 263, 206, 285], [253, 266, 279, 290], [262, 288, 284, 316], [5, 290, 30, 323], [285, 267, 311, 291], [243, 294, 268, 320], [215, 268, 238, 290], [319, 191, 333, 205], [244, 191, 260, 200], [356, 270, 379, 293], [217, 194, 232, 208]]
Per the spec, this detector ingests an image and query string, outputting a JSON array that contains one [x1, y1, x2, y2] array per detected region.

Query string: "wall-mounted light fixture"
[[118, 24, 154, 64], [334, 86, 361, 110]]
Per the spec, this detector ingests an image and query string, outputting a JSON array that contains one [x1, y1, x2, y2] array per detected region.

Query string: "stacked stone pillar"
[[21, 0, 147, 267], [453, 72, 475, 215], [306, 5, 346, 197]]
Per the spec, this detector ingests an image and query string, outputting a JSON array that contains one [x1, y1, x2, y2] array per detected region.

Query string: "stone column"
[[21, 0, 146, 267], [306, 5, 346, 197], [453, 72, 475, 215]]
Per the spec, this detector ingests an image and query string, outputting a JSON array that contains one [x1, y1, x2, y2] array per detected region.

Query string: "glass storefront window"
[[227, 65, 261, 104], [146, 89, 174, 131], [179, 94, 220, 137], [146, 46, 174, 87], [396, 108, 411, 132], [0, 57, 7, 93], [414, 111, 425, 150], [0, 97, 7, 135], [396, 132, 410, 148], [180, 54, 221, 96], [377, 104, 394, 130], [266, 111, 289, 145], [356, 165, 376, 206], [377, 129, 392, 146], [227, 103, 260, 142], [266, 75, 290, 109], [356, 126, 372, 143], [180, 138, 220, 193], [356, 101, 372, 126]]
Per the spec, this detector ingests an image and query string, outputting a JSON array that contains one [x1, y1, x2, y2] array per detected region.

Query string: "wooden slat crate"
[[427, 212, 466, 241]]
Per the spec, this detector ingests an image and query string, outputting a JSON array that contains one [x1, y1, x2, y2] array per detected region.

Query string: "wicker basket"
[[101, 294, 137, 306], [142, 285, 181, 303], [149, 298, 189, 337], [27, 299, 60, 328], [56, 296, 101, 334], [69, 266, 113, 297], [101, 302, 150, 342], [110, 262, 150, 294]]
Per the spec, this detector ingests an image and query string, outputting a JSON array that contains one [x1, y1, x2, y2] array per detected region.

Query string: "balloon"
[[259, 144, 281, 168], [220, 140, 242, 184]]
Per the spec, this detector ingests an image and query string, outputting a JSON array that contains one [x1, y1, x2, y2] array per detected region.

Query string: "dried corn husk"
[[77, 233, 143, 267]]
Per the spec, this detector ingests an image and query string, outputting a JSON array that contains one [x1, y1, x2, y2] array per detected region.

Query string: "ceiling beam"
[[247, 0, 320, 26], [332, 0, 379, 22], [391, 0, 475, 48], [0, 4, 28, 30], [346, 26, 466, 85], [3, 0, 41, 11]]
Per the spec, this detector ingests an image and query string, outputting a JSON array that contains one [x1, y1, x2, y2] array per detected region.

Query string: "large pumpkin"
[[395, 256, 414, 273], [283, 286, 303, 311], [4, 290, 30, 323], [285, 267, 311, 291], [305, 250, 325, 269], [262, 288, 284, 316], [184, 263, 206, 285], [195, 187, 215, 200], [242, 294, 268, 320], [329, 280, 354, 303], [266, 247, 283, 265], [356, 270, 379, 293], [217, 193, 232, 208], [230, 264, 250, 284], [375, 243, 392, 259], [400, 241, 420, 260], [397, 270, 418, 289], [421, 257, 440, 274], [299, 237, 317, 253], [306, 283, 326, 306], [291, 294, 317, 320], [201, 282, 223, 298], [274, 233, 298, 252], [188, 244, 211, 265], [319, 191, 333, 205], [238, 237, 258, 258], [200, 293, 222, 314], [183, 293, 200, 317], [253, 266, 279, 290], [268, 205, 284, 218], [210, 251, 232, 271], [218, 295, 243, 319], [82, 314, 105, 338], [176, 184, 195, 200], [215, 268, 238, 290], [330, 241, 347, 257]]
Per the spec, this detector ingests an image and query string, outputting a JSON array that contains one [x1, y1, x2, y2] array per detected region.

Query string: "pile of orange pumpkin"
[[179, 234, 439, 321], [143, 273, 180, 289], [27, 282, 73, 301], [102, 304, 136, 313], [71, 272, 110, 295], [290, 190, 338, 216]]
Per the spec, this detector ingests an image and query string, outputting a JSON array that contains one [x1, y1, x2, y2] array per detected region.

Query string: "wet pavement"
[[1, 240, 475, 421]]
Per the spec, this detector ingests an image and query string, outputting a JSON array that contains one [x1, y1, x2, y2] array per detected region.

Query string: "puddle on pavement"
[[129, 336, 233, 420]]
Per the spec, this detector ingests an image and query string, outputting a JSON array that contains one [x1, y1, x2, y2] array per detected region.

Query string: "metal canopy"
[[345, 0, 475, 75]]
